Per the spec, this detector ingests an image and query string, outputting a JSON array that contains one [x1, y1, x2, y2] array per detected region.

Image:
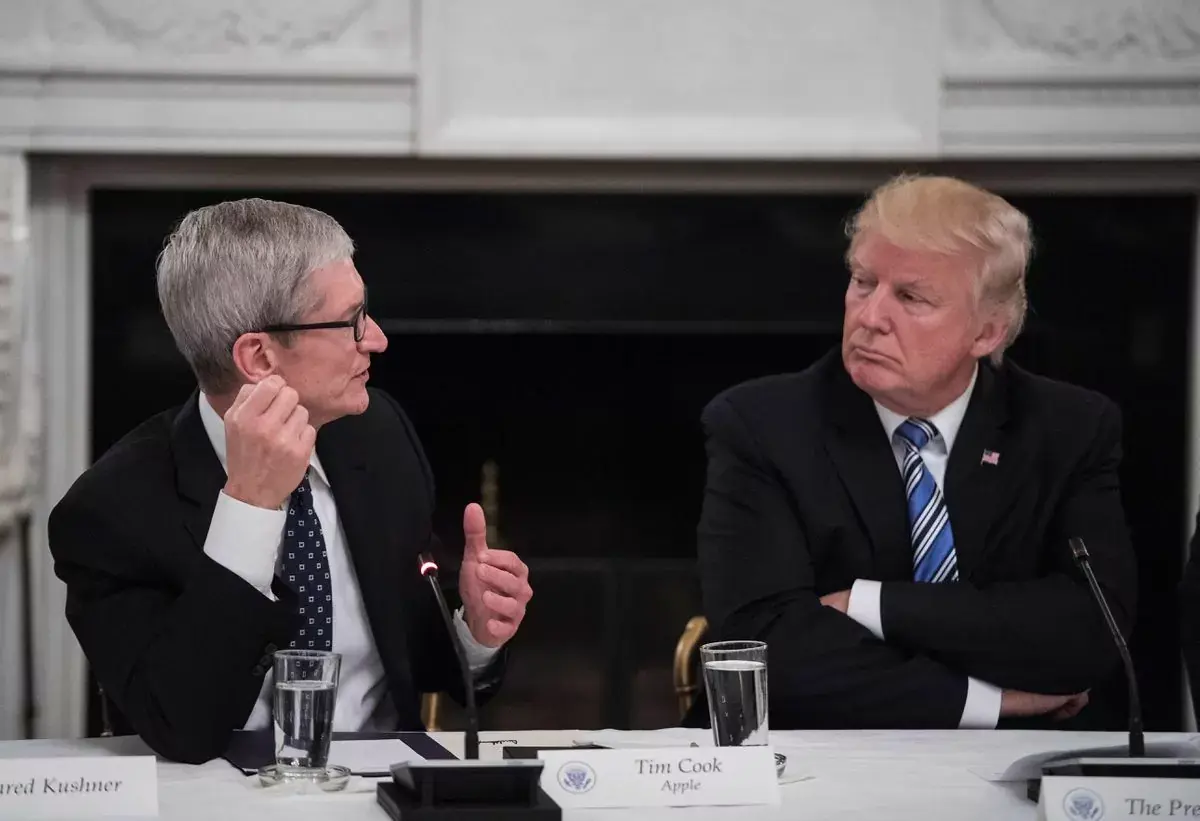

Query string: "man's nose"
[[856, 289, 891, 333], [359, 316, 388, 353]]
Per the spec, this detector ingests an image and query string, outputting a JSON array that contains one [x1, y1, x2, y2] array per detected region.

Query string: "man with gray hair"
[[48, 198, 532, 764], [692, 174, 1137, 730]]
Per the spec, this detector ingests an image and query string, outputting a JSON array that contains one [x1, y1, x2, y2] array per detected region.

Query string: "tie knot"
[[896, 418, 938, 450]]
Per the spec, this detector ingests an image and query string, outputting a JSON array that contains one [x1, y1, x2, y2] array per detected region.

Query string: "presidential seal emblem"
[[1063, 787, 1104, 820], [557, 761, 596, 794]]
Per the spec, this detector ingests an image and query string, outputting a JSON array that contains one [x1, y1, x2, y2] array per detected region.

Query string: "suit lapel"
[[944, 361, 1010, 581], [169, 392, 228, 550], [316, 420, 417, 710], [316, 422, 401, 628], [821, 363, 914, 580]]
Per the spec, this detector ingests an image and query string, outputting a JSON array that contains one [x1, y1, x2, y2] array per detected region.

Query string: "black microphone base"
[[377, 782, 562, 821], [1027, 758, 1200, 802], [377, 761, 562, 821]]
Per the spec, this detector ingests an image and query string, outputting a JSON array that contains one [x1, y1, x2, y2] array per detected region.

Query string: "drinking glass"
[[271, 649, 341, 780], [700, 640, 768, 746]]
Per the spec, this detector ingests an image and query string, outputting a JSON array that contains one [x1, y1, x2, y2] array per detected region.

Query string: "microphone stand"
[[1069, 537, 1143, 757], [374, 553, 560, 821], [420, 559, 479, 761], [1024, 538, 1199, 801]]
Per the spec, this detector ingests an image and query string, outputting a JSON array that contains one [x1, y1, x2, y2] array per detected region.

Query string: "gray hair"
[[156, 198, 355, 393]]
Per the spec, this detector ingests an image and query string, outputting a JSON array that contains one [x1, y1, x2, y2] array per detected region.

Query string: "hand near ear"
[[222, 375, 315, 510]]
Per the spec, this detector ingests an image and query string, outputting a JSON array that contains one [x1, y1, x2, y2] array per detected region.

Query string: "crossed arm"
[[696, 396, 1135, 728]]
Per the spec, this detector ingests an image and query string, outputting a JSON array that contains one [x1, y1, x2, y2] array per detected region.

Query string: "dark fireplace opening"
[[88, 185, 1195, 733]]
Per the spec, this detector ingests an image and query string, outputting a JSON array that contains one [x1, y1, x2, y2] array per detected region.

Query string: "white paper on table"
[[325, 739, 426, 776], [970, 739, 1200, 783], [573, 729, 710, 750]]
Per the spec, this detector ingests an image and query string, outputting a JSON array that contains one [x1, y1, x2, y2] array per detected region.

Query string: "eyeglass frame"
[[258, 287, 369, 343]]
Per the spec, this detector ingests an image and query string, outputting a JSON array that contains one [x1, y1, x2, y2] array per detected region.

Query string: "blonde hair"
[[844, 174, 1032, 365]]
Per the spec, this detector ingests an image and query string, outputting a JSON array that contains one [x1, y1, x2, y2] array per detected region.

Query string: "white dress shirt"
[[842, 365, 1004, 729], [196, 394, 499, 731]]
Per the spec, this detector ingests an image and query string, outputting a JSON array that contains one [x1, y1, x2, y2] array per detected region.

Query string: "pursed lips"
[[851, 346, 896, 365]]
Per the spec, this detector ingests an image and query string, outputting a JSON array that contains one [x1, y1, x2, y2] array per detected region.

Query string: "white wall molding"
[[944, 0, 1200, 156], [0, 0, 416, 155], [28, 161, 87, 740], [952, 0, 1200, 63], [0, 1, 414, 74], [417, 0, 942, 159], [0, 151, 37, 741], [0, 1, 1197, 159]]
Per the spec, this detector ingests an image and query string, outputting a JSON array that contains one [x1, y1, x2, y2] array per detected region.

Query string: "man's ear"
[[969, 309, 1009, 361], [230, 332, 277, 383]]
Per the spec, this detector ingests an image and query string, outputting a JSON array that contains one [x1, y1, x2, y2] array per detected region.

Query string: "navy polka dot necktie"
[[279, 471, 333, 651]]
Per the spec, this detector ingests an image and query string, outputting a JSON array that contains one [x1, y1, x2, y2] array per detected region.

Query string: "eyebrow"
[[338, 286, 367, 320], [893, 277, 927, 288]]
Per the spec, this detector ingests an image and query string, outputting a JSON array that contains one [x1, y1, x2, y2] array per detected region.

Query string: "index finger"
[[227, 381, 257, 415], [235, 376, 286, 418], [481, 549, 528, 580]]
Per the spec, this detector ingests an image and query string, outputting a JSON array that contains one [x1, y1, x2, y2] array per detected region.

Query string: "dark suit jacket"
[[48, 387, 503, 764], [1182, 520, 1200, 715], [693, 348, 1137, 729]]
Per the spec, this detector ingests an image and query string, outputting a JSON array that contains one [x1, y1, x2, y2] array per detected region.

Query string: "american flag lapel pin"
[[981, 449, 1000, 466]]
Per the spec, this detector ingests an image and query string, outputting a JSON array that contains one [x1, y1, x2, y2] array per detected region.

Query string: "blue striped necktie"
[[895, 418, 959, 583]]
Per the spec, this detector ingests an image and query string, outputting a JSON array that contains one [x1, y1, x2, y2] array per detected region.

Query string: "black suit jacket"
[[693, 349, 1137, 729], [48, 388, 503, 764], [1182, 519, 1200, 716]]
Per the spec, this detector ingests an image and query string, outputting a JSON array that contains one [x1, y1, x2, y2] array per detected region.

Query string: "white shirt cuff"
[[845, 579, 884, 641], [202, 490, 286, 599], [959, 677, 1003, 729], [454, 606, 502, 675]]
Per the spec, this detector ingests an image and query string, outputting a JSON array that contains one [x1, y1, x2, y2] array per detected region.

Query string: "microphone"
[[375, 553, 558, 820], [1068, 537, 1143, 757], [418, 552, 480, 760], [1022, 538, 1200, 802]]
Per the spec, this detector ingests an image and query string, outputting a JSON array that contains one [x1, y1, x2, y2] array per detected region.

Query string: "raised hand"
[[221, 375, 316, 510], [458, 503, 532, 648]]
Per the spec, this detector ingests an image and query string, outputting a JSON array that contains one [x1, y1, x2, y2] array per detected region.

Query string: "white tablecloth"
[[1, 728, 1194, 820]]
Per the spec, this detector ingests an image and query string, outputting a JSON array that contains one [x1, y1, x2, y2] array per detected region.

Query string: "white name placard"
[[538, 746, 781, 809], [0, 756, 158, 819], [1039, 775, 1200, 821]]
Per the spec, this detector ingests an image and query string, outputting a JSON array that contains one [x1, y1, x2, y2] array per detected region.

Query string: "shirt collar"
[[872, 363, 978, 452], [197, 392, 331, 487]]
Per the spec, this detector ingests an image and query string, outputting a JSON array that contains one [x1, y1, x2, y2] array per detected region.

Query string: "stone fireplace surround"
[[1, 0, 1199, 739]]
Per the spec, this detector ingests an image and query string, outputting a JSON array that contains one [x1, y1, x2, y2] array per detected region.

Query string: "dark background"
[[87, 187, 1196, 733]]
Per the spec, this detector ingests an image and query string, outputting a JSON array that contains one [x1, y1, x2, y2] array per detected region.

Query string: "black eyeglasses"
[[260, 288, 369, 343]]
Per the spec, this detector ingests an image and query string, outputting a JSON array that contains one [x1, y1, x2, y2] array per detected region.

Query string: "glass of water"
[[271, 649, 341, 781], [700, 640, 768, 747]]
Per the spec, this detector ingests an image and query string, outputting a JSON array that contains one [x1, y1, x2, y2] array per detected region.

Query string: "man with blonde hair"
[[693, 174, 1137, 729]]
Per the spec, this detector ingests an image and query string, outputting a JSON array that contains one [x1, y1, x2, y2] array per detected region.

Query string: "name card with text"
[[538, 746, 781, 809], [0, 756, 158, 819], [1039, 776, 1200, 821]]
